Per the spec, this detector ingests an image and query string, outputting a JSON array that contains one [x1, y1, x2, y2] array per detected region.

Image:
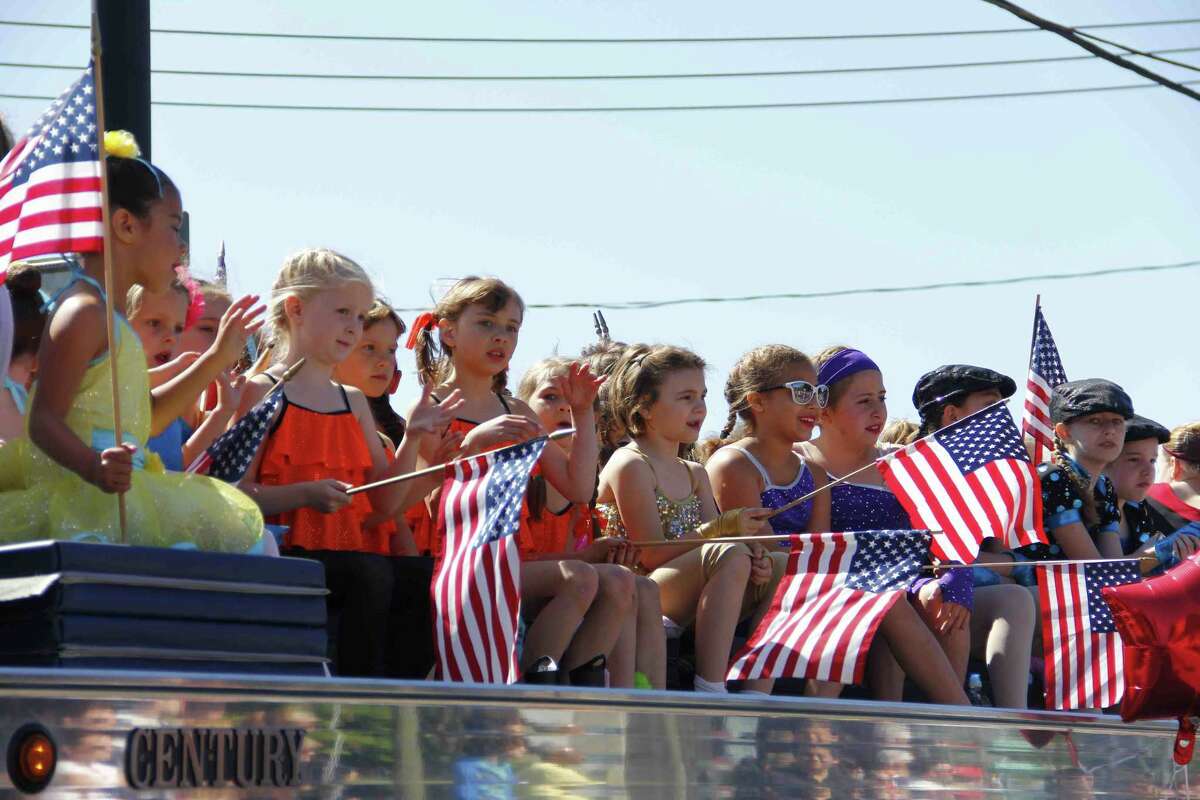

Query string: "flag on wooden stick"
[[727, 530, 928, 684], [878, 403, 1045, 564], [0, 62, 103, 279], [433, 436, 547, 683]]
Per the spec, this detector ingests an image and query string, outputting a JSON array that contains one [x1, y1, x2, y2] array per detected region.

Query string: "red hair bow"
[[404, 311, 436, 350]]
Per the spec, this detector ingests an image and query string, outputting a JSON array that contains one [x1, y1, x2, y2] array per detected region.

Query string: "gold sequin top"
[[596, 450, 703, 541]]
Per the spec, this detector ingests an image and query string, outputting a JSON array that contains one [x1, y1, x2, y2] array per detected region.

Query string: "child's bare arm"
[[151, 296, 263, 434], [27, 295, 115, 485]]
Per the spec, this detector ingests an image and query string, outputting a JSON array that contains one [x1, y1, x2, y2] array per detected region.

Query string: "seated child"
[[0, 268, 46, 443], [0, 132, 266, 551]]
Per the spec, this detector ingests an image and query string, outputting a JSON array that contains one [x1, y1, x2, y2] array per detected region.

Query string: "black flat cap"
[[912, 364, 1017, 414], [1125, 414, 1170, 444], [1049, 379, 1134, 423]]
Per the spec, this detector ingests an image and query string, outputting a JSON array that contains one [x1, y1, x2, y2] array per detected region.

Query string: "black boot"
[[565, 655, 608, 687], [523, 655, 560, 685]]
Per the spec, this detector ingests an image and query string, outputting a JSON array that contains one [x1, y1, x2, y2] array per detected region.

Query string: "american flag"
[[0, 62, 103, 279], [727, 530, 928, 684], [1038, 560, 1139, 710], [878, 403, 1045, 564], [433, 437, 547, 683], [186, 388, 283, 481], [1021, 305, 1068, 464]]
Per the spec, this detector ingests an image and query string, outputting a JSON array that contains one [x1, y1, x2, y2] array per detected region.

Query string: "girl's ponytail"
[[696, 409, 739, 465], [406, 312, 442, 387]]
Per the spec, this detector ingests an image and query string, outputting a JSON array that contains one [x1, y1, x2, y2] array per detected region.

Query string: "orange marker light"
[[7, 724, 57, 793]]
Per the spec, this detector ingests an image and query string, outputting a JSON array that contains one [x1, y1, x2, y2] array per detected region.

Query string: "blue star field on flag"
[[473, 438, 546, 547], [844, 530, 930, 593], [1084, 560, 1140, 634], [937, 403, 1031, 473]]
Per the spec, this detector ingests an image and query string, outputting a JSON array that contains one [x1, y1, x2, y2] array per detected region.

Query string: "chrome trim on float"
[[0, 669, 1185, 798]]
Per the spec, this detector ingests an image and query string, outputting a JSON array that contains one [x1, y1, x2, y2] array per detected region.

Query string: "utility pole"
[[96, 0, 151, 158]]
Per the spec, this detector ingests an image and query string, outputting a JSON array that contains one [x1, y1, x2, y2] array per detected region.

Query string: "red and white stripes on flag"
[[0, 63, 103, 278], [879, 403, 1045, 564], [1021, 304, 1068, 464], [432, 437, 546, 684], [1038, 560, 1139, 710], [727, 530, 928, 684]]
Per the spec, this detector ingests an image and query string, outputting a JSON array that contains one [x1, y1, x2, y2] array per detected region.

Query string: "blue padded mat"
[[0, 654, 328, 676], [0, 579, 327, 626], [0, 540, 324, 587], [0, 613, 327, 657]]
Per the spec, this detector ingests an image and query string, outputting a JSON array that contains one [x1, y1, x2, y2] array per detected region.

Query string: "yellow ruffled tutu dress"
[[0, 290, 263, 552]]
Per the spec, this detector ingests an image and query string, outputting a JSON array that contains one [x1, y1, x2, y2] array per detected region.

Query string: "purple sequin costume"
[[829, 481, 912, 533], [728, 446, 815, 533]]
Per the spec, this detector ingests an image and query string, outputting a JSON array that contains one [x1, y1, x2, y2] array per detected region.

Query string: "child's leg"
[[578, 564, 636, 682], [634, 575, 666, 689], [519, 560, 598, 672], [694, 543, 754, 685], [970, 583, 1036, 708], [610, 602, 637, 689], [876, 599, 970, 705]]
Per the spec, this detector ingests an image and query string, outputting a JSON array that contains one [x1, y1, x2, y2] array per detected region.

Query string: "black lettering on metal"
[[284, 728, 305, 786], [153, 729, 178, 787], [180, 728, 204, 788], [125, 729, 154, 789], [125, 727, 306, 789]]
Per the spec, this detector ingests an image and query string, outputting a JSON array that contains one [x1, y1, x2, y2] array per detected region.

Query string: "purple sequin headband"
[[817, 348, 880, 386]]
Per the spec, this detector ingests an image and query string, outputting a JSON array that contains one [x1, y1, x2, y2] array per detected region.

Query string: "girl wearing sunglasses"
[[702, 345, 969, 706], [701, 345, 831, 537], [797, 346, 971, 701]]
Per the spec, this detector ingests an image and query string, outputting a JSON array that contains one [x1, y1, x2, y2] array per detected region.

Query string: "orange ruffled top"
[[523, 501, 597, 560], [258, 385, 388, 555]]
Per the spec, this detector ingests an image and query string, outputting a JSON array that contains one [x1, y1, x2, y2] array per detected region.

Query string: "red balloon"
[[1103, 554, 1200, 763]]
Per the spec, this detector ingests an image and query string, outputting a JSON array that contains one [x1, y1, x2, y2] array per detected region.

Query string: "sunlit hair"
[[258, 248, 373, 367], [125, 279, 190, 322], [193, 278, 232, 312], [516, 356, 574, 520], [516, 356, 573, 404], [412, 276, 525, 393], [1052, 425, 1099, 529], [607, 344, 706, 438], [879, 419, 920, 446], [697, 344, 813, 463], [1163, 422, 1200, 482], [365, 297, 406, 335], [580, 341, 631, 465]]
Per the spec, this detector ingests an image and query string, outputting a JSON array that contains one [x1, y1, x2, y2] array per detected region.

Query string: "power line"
[[2, 16, 1200, 43], [1076, 30, 1200, 73], [4, 47, 1199, 81], [4, 78, 1198, 113], [981, 0, 1200, 103], [388, 259, 1200, 313]]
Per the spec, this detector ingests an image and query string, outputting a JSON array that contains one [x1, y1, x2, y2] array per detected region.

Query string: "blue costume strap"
[[2, 375, 27, 415]]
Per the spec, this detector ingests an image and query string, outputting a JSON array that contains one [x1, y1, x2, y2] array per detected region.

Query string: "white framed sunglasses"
[[764, 380, 830, 408]]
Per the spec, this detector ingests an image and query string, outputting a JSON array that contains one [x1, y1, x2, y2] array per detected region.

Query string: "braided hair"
[[696, 345, 813, 464], [1052, 430, 1099, 529]]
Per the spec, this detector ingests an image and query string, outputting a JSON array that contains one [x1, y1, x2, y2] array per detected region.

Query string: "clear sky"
[[3, 1, 1198, 438]]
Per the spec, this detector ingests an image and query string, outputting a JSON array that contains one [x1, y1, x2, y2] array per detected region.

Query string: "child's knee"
[[560, 560, 599, 609], [598, 567, 636, 612], [636, 576, 662, 616]]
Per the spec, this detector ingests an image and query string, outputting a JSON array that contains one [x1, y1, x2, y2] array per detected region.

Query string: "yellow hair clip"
[[102, 130, 141, 159]]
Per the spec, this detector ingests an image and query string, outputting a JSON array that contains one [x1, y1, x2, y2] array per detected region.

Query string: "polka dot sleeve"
[[1038, 463, 1084, 531]]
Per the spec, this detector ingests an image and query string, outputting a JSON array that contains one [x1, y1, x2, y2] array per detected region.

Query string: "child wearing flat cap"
[[1106, 415, 1200, 570], [912, 364, 1036, 708]]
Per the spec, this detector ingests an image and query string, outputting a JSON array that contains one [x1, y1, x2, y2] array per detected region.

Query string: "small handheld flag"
[[1022, 302, 1068, 464], [878, 403, 1045, 563], [0, 62, 103, 279], [1038, 560, 1140, 710], [727, 530, 928, 685], [432, 436, 547, 684]]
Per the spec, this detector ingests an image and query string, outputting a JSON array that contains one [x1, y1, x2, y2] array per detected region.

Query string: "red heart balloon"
[[1103, 554, 1200, 763]]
